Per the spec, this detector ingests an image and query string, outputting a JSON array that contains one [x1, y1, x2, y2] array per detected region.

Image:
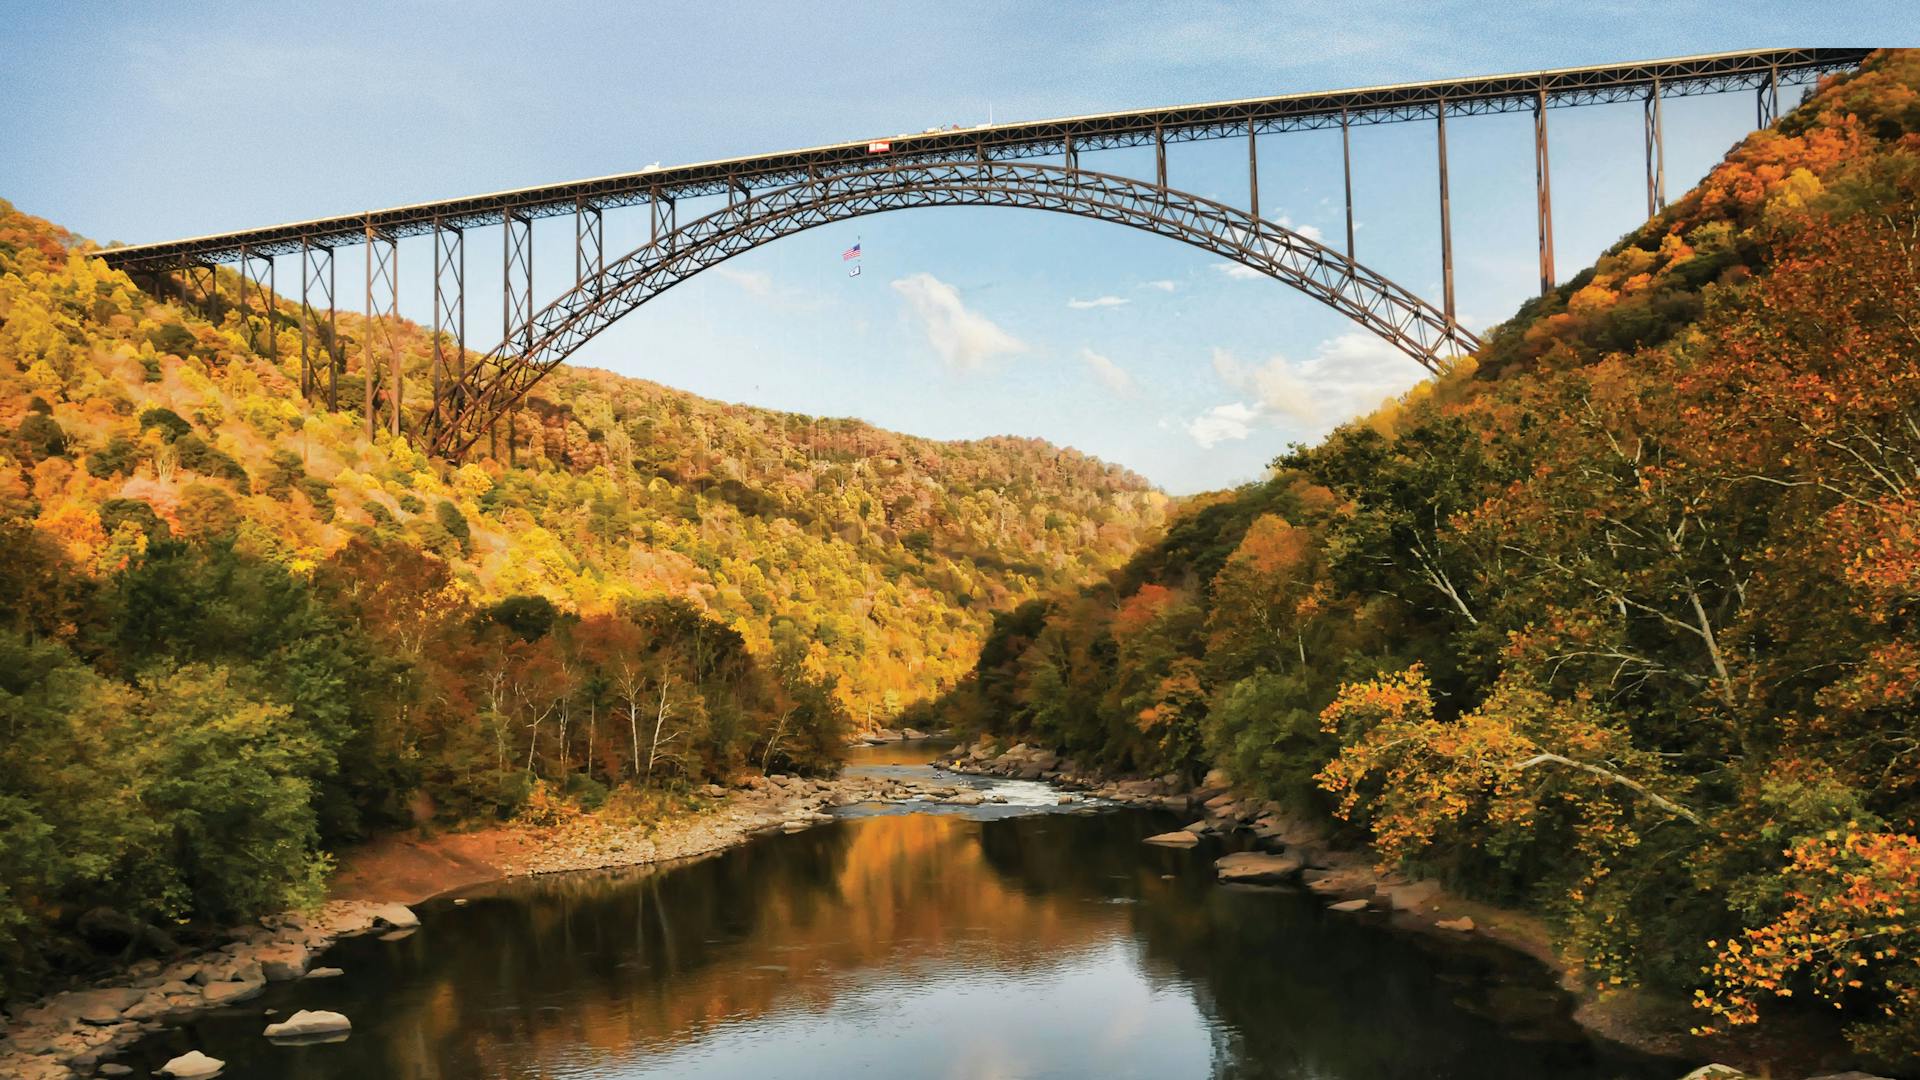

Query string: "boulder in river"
[[264, 1009, 352, 1039], [200, 980, 264, 1006], [255, 943, 310, 981], [1213, 852, 1304, 884], [1143, 831, 1200, 848], [368, 903, 419, 930], [1435, 916, 1476, 932], [160, 1050, 225, 1077], [305, 967, 345, 979], [45, 987, 144, 1024], [1327, 899, 1370, 913]]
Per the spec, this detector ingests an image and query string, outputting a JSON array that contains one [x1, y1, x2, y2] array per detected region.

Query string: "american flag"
[[842, 242, 862, 261]]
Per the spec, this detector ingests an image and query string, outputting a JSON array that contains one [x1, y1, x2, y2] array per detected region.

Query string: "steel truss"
[[363, 226, 400, 437], [431, 220, 464, 429], [237, 247, 276, 363], [427, 161, 1481, 457], [298, 241, 339, 405], [98, 49, 1866, 275]]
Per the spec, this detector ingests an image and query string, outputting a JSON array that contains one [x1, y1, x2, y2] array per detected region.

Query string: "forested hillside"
[[0, 200, 1162, 995], [944, 49, 1920, 1067]]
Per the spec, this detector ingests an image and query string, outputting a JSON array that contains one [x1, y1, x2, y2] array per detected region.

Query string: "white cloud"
[[1141, 280, 1179, 293], [890, 272, 1025, 373], [1186, 402, 1260, 448], [1184, 336, 1426, 449], [1080, 348, 1138, 394], [715, 267, 773, 297], [1067, 295, 1129, 310], [1214, 262, 1266, 281], [714, 266, 824, 311], [1271, 213, 1324, 245], [1210, 347, 1317, 423]]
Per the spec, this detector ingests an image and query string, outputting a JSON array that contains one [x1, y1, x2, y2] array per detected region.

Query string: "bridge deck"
[[99, 47, 1871, 272]]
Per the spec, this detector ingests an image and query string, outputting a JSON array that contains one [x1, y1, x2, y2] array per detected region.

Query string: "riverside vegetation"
[[0, 192, 1163, 1004], [938, 49, 1920, 1073]]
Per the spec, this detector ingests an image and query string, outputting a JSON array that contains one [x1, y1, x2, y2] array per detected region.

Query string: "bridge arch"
[[429, 160, 1480, 457]]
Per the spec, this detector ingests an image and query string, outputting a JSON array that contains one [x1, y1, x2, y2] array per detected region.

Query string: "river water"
[[120, 741, 1680, 1079]]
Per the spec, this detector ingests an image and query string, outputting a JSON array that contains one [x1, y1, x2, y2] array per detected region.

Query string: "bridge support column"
[[298, 239, 338, 407], [432, 219, 465, 431], [574, 198, 603, 290], [1645, 79, 1667, 217], [649, 189, 676, 249], [1246, 117, 1260, 222], [1154, 122, 1167, 196], [1757, 63, 1782, 128], [363, 224, 401, 439], [183, 263, 219, 322], [503, 208, 534, 463], [238, 245, 275, 364], [1341, 107, 1355, 262], [1064, 134, 1078, 185], [1533, 89, 1555, 295], [1436, 105, 1455, 327]]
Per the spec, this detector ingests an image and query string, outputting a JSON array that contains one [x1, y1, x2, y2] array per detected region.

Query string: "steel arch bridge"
[[97, 47, 1873, 461], [431, 160, 1474, 457]]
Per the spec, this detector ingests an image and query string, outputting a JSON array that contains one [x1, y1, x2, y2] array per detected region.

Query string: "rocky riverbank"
[[0, 769, 983, 1080], [0, 900, 419, 1080], [939, 739, 1522, 945], [938, 737, 1900, 1080]]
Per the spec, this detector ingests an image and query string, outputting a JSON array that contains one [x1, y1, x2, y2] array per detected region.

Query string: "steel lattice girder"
[[97, 48, 1870, 274], [427, 161, 1479, 457]]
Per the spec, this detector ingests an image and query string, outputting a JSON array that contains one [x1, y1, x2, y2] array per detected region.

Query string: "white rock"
[[368, 903, 419, 929], [1143, 831, 1200, 847], [160, 1050, 225, 1077], [255, 943, 310, 981], [305, 967, 345, 979], [200, 980, 264, 1006], [1213, 852, 1304, 884], [263, 1009, 352, 1038]]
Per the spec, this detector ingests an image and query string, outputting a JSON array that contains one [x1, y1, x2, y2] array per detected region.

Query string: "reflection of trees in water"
[[130, 813, 1679, 1080], [362, 815, 1126, 1078], [970, 814, 1679, 1080]]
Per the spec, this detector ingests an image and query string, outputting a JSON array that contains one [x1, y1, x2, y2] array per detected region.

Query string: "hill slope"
[[0, 198, 1163, 994], [940, 48, 1920, 1068]]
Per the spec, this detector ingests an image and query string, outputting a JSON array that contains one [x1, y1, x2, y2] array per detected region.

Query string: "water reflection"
[[123, 810, 1677, 1079]]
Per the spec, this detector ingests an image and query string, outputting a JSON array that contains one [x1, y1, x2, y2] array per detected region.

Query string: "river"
[[119, 740, 1680, 1079]]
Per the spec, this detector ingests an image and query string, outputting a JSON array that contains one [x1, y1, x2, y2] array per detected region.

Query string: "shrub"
[[172, 434, 248, 485], [15, 413, 66, 460], [86, 435, 137, 479], [137, 407, 191, 442]]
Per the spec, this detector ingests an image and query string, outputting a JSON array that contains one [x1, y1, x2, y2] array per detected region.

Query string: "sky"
[[0, 2, 1909, 493]]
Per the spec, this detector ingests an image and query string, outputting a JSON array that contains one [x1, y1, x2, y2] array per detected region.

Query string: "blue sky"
[[1, 3, 1907, 492]]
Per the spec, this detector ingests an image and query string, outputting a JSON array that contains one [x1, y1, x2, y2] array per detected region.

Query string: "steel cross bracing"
[[427, 161, 1481, 457], [98, 48, 1868, 273]]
